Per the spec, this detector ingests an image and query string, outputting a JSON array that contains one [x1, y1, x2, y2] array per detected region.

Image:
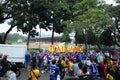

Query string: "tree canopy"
[[0, 0, 119, 49]]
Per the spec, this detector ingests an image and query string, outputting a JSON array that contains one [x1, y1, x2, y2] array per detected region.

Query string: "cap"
[[70, 57, 75, 61], [3, 54, 8, 58]]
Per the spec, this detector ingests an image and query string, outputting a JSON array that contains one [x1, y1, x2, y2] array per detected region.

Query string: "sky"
[[0, 0, 116, 37]]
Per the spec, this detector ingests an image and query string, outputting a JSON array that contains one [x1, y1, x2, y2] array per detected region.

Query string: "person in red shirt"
[[100, 59, 108, 77]]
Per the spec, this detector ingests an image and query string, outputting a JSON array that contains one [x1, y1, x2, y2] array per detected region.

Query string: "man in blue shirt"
[[25, 51, 31, 70], [74, 60, 80, 78], [90, 59, 100, 76], [50, 59, 60, 80]]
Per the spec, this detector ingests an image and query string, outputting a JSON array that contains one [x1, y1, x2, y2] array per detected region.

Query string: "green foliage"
[[69, 0, 114, 47], [0, 0, 118, 47], [60, 32, 71, 43], [0, 33, 26, 43], [106, 1, 120, 46], [30, 30, 39, 38], [99, 28, 114, 46], [76, 33, 85, 44], [86, 30, 97, 45]]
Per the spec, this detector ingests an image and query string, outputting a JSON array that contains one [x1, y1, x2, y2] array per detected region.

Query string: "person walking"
[[25, 51, 31, 71], [0, 54, 9, 77], [4, 63, 17, 80], [28, 63, 41, 80], [77, 62, 84, 76], [73, 60, 80, 78], [49, 59, 60, 80], [89, 59, 100, 76]]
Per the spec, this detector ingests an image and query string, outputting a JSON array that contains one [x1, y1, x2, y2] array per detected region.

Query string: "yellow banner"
[[56, 46, 65, 52], [49, 45, 55, 52], [49, 45, 83, 53], [79, 46, 83, 53], [66, 46, 73, 52]]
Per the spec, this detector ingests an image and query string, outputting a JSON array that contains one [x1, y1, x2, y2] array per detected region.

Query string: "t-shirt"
[[6, 70, 17, 80], [49, 64, 60, 80], [69, 62, 74, 71], [74, 63, 79, 76], [30, 69, 40, 80], [90, 63, 100, 76], [25, 53, 31, 63]]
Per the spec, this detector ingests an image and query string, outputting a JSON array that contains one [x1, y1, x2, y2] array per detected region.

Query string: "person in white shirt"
[[85, 58, 92, 66], [5, 70, 17, 80]]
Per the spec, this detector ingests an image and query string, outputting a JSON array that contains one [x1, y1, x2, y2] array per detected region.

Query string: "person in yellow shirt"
[[28, 63, 40, 80], [61, 58, 66, 67], [107, 57, 116, 73], [68, 60, 74, 76]]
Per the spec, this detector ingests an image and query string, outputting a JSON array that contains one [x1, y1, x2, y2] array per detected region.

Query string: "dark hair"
[[57, 60, 61, 64], [52, 59, 56, 65], [76, 59, 80, 63], [78, 63, 83, 69], [91, 59, 98, 63], [31, 63, 36, 69], [103, 59, 107, 63], [83, 66, 87, 74]]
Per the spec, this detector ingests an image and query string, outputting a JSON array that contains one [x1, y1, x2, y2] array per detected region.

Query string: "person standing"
[[97, 51, 104, 63], [89, 59, 100, 76], [0, 54, 9, 77], [49, 59, 60, 80], [100, 59, 108, 77], [4, 63, 17, 80], [77, 63, 84, 76], [28, 63, 41, 80], [73, 60, 79, 78], [25, 51, 31, 71], [57, 59, 65, 80]]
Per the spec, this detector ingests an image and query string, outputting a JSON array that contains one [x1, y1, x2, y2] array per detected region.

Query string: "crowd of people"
[[25, 49, 120, 80], [0, 49, 120, 80]]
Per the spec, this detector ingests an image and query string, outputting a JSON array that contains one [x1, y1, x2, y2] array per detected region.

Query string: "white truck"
[[0, 44, 27, 68]]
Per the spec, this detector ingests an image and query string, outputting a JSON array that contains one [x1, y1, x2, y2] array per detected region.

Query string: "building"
[[29, 36, 61, 49]]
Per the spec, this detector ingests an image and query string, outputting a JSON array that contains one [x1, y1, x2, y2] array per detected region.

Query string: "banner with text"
[[49, 45, 83, 53]]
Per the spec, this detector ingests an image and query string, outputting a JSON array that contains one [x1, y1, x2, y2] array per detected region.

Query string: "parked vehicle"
[[0, 44, 27, 68], [9, 62, 21, 77]]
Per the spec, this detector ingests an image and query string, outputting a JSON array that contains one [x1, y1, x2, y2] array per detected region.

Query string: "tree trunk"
[[0, 35, 4, 44], [75, 32, 78, 46], [97, 43, 101, 50], [51, 24, 54, 45], [27, 31, 30, 51], [3, 25, 15, 44]]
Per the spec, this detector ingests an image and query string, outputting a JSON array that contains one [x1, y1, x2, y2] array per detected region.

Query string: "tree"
[[86, 30, 97, 45], [60, 31, 71, 46], [71, 0, 113, 49], [47, 0, 70, 44], [0, 0, 11, 23], [5, 0, 51, 49], [99, 28, 114, 47], [0, 33, 26, 43], [0, 0, 15, 43], [106, 1, 120, 46]]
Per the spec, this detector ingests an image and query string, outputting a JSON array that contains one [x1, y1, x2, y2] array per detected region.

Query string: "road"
[[17, 68, 71, 80], [17, 68, 49, 80]]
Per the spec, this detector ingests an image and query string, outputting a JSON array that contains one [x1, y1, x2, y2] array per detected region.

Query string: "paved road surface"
[[17, 68, 49, 80]]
